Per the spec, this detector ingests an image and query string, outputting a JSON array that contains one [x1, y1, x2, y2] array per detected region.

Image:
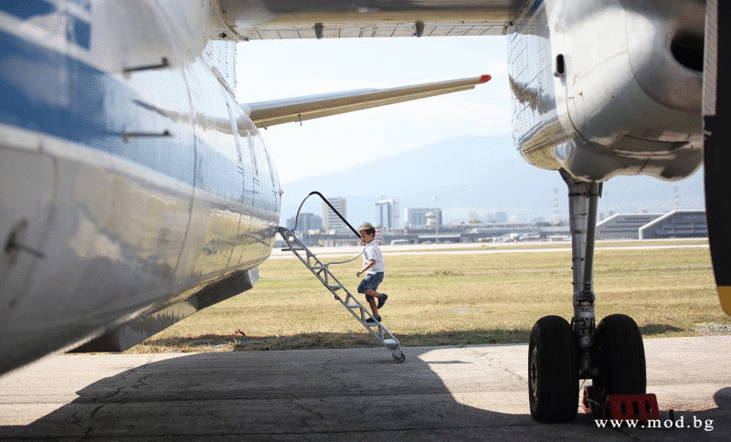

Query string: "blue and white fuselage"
[[0, 0, 281, 374]]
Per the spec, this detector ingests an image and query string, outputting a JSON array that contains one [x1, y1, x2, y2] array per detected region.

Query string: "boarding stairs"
[[277, 225, 405, 363]]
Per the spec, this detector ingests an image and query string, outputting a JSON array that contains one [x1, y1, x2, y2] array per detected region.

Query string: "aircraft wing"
[[245, 75, 491, 128], [218, 0, 523, 40]]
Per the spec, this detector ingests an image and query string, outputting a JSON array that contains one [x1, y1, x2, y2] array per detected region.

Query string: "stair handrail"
[[292, 191, 362, 239], [291, 191, 366, 267], [322, 250, 365, 267]]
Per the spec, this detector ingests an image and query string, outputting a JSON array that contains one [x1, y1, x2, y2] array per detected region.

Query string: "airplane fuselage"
[[0, 0, 281, 374]]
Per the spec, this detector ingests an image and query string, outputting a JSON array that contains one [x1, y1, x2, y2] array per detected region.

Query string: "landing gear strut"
[[528, 170, 647, 423]]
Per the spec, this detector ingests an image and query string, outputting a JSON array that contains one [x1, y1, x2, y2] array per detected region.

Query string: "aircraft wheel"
[[528, 315, 579, 423], [590, 314, 646, 413]]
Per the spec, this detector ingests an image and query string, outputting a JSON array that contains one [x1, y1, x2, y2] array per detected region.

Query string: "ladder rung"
[[384, 339, 398, 349], [346, 303, 361, 309], [327, 285, 343, 291]]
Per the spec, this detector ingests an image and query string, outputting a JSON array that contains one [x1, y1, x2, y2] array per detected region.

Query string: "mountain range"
[[278, 134, 706, 228]]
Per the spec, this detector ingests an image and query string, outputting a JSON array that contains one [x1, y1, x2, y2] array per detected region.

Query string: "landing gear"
[[528, 171, 647, 423], [529, 316, 579, 423]]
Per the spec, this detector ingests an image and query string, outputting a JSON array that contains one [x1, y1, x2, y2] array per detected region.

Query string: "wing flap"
[[241, 23, 504, 40], [246, 75, 491, 128], [218, 0, 523, 40]]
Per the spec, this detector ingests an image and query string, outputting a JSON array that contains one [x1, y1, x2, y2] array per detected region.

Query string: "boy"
[[356, 223, 388, 323]]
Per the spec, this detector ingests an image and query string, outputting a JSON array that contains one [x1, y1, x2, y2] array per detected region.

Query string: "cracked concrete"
[[0, 338, 729, 441]]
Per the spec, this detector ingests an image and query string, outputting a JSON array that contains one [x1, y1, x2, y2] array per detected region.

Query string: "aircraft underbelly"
[[0, 135, 190, 370], [0, 147, 57, 318], [557, 0, 704, 181], [513, 0, 705, 182], [0, 133, 278, 370], [561, 52, 702, 179]]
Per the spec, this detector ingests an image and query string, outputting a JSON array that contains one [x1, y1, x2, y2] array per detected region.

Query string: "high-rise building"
[[322, 197, 347, 233], [404, 208, 442, 228], [375, 199, 399, 230]]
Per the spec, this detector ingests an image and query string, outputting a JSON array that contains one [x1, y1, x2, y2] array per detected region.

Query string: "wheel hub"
[[530, 346, 539, 399]]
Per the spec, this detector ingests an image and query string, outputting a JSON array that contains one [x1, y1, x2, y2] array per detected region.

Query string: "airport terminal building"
[[596, 210, 707, 240]]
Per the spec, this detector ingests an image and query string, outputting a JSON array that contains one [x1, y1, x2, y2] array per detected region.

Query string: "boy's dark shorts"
[[358, 272, 384, 295]]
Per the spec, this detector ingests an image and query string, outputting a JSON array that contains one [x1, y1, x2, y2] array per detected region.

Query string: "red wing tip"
[[480, 74, 492, 83]]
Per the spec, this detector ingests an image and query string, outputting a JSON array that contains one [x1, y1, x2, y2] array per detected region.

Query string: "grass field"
[[130, 240, 731, 353]]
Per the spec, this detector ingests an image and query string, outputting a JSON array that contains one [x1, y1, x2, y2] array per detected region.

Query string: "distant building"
[[286, 213, 322, 232], [596, 211, 707, 240], [639, 210, 707, 239], [322, 197, 347, 233], [405, 208, 442, 228], [376, 199, 399, 230], [596, 213, 664, 240]]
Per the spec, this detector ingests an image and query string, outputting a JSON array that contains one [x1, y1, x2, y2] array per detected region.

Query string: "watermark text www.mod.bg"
[[596, 415, 713, 432]]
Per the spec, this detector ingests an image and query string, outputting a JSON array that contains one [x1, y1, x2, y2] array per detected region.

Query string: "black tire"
[[591, 314, 646, 411], [529, 315, 579, 423]]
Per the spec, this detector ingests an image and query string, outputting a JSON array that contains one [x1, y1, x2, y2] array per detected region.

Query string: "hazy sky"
[[236, 36, 512, 185]]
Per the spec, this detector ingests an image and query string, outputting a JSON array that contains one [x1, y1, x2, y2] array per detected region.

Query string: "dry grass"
[[129, 241, 730, 353]]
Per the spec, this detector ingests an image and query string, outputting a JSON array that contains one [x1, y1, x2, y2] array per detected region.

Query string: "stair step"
[[346, 303, 361, 309], [384, 339, 399, 349], [327, 285, 343, 291]]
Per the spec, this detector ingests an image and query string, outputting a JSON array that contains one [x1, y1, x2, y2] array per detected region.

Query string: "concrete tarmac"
[[0, 336, 729, 441]]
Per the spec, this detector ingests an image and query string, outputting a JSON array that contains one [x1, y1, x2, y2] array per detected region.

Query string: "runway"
[[1, 336, 729, 441], [269, 239, 710, 260]]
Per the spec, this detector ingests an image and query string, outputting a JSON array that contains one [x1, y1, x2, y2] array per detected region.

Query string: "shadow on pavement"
[[0, 346, 729, 441]]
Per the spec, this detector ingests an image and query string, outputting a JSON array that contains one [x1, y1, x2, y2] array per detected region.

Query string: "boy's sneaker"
[[366, 315, 381, 323], [377, 294, 388, 309]]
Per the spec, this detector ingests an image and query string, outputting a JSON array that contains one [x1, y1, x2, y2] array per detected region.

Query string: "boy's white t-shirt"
[[363, 241, 386, 274]]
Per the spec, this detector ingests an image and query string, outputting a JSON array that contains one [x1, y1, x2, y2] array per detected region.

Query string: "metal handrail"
[[323, 250, 365, 267], [292, 191, 361, 239]]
